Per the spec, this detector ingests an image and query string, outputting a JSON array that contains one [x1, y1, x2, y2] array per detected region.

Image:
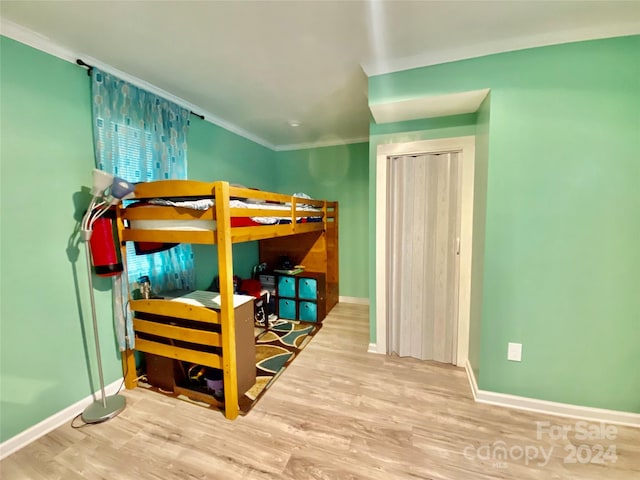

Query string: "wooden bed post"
[[115, 199, 139, 389], [214, 181, 240, 420], [121, 350, 137, 389]]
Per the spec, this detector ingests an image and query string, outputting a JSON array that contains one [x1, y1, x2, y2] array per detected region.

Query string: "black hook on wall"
[[76, 58, 93, 76]]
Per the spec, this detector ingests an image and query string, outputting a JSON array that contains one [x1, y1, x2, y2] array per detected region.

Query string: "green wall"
[[468, 94, 491, 380], [369, 35, 640, 413], [188, 117, 276, 287], [275, 143, 369, 298], [0, 36, 117, 443]]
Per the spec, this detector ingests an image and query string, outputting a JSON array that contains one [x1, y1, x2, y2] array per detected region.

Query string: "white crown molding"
[[0, 379, 124, 460], [0, 17, 78, 62], [370, 89, 489, 124], [362, 24, 640, 77], [276, 136, 370, 152], [0, 18, 276, 151], [464, 361, 640, 429]]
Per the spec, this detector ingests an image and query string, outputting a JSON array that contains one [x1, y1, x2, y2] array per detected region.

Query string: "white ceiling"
[[1, 1, 638, 150]]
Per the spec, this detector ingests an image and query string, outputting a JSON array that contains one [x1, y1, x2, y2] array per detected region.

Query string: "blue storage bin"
[[277, 276, 296, 298], [278, 298, 296, 320], [299, 301, 318, 322], [298, 277, 318, 300]]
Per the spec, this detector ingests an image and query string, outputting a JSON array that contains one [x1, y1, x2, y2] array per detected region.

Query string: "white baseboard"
[[339, 296, 370, 305], [367, 343, 387, 355], [0, 379, 124, 460], [464, 360, 480, 401], [464, 360, 639, 428], [368, 343, 378, 353]]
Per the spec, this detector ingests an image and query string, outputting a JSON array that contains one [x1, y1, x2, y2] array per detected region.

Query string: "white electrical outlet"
[[508, 342, 522, 362]]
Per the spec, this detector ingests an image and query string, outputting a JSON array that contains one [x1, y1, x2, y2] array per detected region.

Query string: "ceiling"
[[1, 1, 638, 150]]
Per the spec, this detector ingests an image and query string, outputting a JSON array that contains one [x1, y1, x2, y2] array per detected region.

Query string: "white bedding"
[[131, 219, 218, 231], [171, 290, 254, 308]]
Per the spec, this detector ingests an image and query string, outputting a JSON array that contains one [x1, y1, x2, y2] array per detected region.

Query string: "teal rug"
[[239, 319, 321, 414]]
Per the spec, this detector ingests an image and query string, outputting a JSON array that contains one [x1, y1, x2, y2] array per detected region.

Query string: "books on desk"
[[171, 290, 254, 309], [273, 267, 305, 275]]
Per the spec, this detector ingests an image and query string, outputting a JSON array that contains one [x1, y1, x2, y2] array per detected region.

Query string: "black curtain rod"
[[76, 58, 205, 120], [76, 58, 93, 75]]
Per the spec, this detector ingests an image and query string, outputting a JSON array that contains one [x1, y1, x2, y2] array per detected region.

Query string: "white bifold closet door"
[[388, 152, 460, 363]]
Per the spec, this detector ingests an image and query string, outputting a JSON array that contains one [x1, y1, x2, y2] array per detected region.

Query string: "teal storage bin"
[[298, 277, 318, 300], [278, 298, 296, 320], [299, 301, 318, 322], [277, 276, 296, 298]]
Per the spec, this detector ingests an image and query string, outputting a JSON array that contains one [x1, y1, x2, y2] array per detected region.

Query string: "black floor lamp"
[[80, 169, 134, 424]]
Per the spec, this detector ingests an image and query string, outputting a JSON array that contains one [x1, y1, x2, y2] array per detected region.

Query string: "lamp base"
[[81, 394, 126, 424]]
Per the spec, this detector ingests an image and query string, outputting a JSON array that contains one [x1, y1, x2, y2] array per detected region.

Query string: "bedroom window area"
[[90, 68, 194, 293], [96, 121, 168, 283], [97, 121, 155, 182]]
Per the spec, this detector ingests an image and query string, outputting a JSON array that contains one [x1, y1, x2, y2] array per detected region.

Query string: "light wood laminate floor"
[[2, 303, 638, 479]]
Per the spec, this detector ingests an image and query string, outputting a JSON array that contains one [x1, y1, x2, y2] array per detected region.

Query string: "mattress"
[[128, 198, 322, 231]]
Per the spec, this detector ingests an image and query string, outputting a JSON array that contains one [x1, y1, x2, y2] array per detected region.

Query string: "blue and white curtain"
[[91, 69, 189, 181], [90, 68, 195, 349]]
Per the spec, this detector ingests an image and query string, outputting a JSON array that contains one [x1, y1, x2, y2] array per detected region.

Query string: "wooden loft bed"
[[115, 180, 338, 419]]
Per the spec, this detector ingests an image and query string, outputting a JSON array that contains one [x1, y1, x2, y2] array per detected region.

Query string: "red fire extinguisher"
[[89, 216, 123, 276]]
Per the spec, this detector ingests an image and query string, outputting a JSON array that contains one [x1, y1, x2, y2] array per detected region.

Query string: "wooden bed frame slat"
[[134, 337, 222, 369], [131, 180, 216, 199], [122, 229, 218, 245], [121, 223, 326, 245], [133, 318, 222, 347], [130, 299, 220, 324], [230, 222, 323, 243]]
